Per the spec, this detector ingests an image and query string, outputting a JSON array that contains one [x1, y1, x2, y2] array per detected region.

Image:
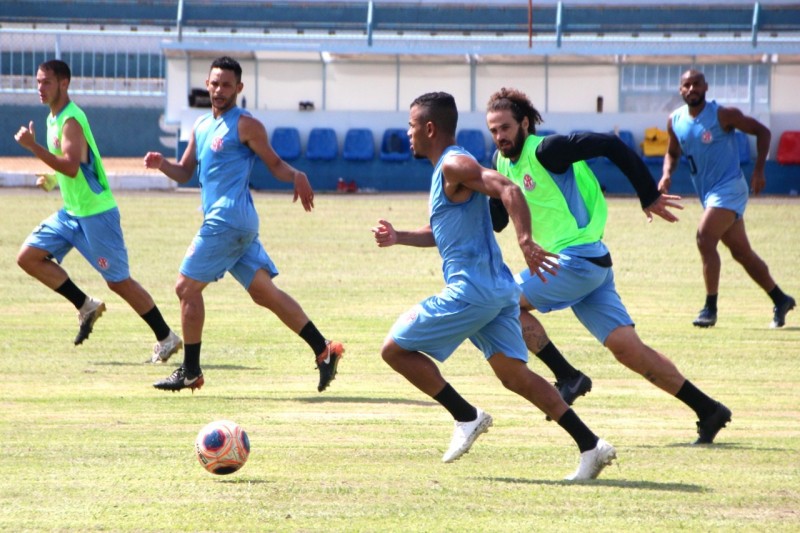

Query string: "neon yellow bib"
[[495, 135, 607, 253], [47, 101, 116, 217]]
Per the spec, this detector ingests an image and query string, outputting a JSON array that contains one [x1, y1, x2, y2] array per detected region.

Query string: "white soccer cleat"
[[565, 438, 617, 481], [74, 297, 106, 345], [148, 330, 183, 364], [442, 408, 493, 463]]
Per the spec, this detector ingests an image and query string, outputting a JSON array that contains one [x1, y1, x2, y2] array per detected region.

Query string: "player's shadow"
[[89, 362, 256, 370], [295, 396, 436, 407], [483, 476, 706, 492], [214, 478, 274, 485]]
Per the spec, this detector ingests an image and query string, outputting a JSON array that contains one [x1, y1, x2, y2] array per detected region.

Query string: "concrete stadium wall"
[[2, 106, 171, 158]]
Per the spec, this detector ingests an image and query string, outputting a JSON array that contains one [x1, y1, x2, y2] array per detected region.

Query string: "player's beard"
[[684, 93, 705, 108], [213, 93, 237, 113], [499, 127, 526, 161]]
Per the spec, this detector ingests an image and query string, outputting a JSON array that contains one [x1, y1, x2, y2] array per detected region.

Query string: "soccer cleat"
[[153, 366, 204, 393], [316, 340, 344, 392], [74, 297, 106, 345], [692, 307, 717, 328], [147, 330, 183, 364], [442, 408, 493, 463], [565, 438, 617, 481], [770, 295, 795, 328], [694, 402, 732, 445], [555, 372, 593, 407]]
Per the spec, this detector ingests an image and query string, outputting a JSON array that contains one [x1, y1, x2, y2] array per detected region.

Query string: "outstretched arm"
[[239, 116, 314, 211], [143, 130, 198, 184], [719, 106, 770, 195], [444, 155, 558, 280], [659, 117, 682, 195], [15, 118, 85, 178], [372, 220, 435, 248]]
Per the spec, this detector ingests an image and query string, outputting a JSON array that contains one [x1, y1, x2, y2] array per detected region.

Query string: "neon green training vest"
[[47, 101, 116, 217], [495, 135, 607, 254]]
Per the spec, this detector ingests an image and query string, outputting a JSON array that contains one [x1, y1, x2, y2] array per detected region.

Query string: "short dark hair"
[[39, 59, 71, 82], [210, 56, 242, 83], [410, 92, 458, 137], [486, 87, 543, 134]]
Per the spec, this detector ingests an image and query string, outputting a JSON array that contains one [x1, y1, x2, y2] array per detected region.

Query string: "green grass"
[[0, 190, 798, 532]]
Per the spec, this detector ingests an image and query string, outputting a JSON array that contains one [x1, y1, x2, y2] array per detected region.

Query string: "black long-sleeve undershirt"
[[536, 132, 661, 209]]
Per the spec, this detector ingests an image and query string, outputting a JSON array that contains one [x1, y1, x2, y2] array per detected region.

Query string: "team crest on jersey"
[[97, 257, 109, 270], [403, 308, 418, 324], [211, 136, 224, 152], [523, 174, 536, 191], [52, 136, 61, 150], [701, 130, 713, 144]]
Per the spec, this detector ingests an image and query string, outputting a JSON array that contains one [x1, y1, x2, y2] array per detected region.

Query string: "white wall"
[[771, 64, 800, 114]]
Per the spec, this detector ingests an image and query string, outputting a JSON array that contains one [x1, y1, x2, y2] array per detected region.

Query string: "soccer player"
[[14, 59, 182, 363], [373, 91, 616, 480], [659, 69, 795, 328], [485, 87, 732, 445], [143, 56, 343, 393]]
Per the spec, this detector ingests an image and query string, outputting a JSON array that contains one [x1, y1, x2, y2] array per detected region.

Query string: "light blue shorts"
[[390, 290, 528, 363], [23, 207, 130, 283], [180, 222, 278, 290], [702, 177, 748, 219], [515, 253, 633, 344]]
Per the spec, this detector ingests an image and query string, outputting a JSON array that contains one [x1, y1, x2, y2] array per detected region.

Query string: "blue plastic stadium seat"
[[456, 129, 487, 162], [305, 127, 338, 161], [380, 128, 411, 162], [271, 127, 301, 161], [735, 131, 751, 165], [342, 128, 375, 161]]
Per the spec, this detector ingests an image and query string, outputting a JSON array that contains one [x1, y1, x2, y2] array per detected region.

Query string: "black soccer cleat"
[[316, 340, 344, 392], [694, 402, 732, 444], [547, 372, 593, 421], [692, 307, 717, 328], [153, 366, 204, 393], [770, 295, 795, 328], [555, 372, 593, 407]]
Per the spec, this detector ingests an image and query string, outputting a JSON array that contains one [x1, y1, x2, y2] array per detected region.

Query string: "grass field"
[[0, 189, 798, 532]]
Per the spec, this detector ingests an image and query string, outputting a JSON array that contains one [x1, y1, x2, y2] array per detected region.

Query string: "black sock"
[[183, 342, 201, 374], [433, 383, 477, 422], [675, 380, 717, 420], [140, 306, 171, 341], [55, 279, 87, 310], [299, 321, 327, 356], [556, 409, 599, 452], [536, 341, 579, 382], [768, 285, 787, 306], [705, 294, 718, 313]]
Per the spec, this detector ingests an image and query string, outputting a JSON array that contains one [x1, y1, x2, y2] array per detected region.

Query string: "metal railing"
[[0, 28, 166, 97]]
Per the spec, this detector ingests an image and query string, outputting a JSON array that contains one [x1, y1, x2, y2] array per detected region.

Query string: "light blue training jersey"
[[194, 106, 259, 232], [671, 100, 745, 203], [429, 146, 520, 307]]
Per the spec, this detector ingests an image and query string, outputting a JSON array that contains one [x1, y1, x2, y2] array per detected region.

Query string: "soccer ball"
[[195, 420, 250, 475]]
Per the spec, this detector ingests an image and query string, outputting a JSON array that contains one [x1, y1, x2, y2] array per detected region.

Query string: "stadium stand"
[[271, 127, 302, 161], [379, 129, 411, 162], [776, 131, 800, 165], [456, 129, 487, 163], [342, 128, 375, 162], [641, 127, 669, 163], [305, 128, 338, 161]]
